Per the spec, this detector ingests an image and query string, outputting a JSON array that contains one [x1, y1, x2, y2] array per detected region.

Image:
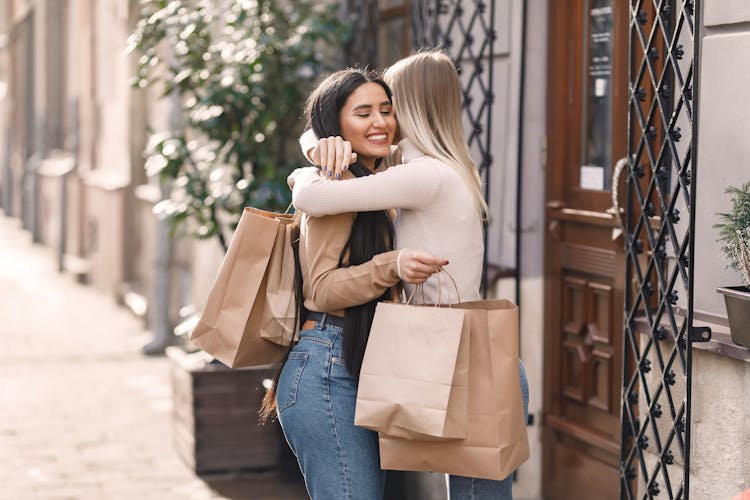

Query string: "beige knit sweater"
[[290, 138, 484, 304]]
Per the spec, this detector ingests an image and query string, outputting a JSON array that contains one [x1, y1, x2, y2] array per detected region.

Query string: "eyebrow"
[[352, 101, 392, 112]]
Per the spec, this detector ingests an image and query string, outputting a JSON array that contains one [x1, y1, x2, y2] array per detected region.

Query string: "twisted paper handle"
[[405, 267, 462, 306]]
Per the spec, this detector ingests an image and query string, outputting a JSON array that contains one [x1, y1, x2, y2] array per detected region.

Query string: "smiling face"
[[338, 82, 398, 170]]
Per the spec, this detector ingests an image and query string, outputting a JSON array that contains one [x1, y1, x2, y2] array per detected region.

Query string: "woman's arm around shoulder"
[[292, 159, 441, 217]]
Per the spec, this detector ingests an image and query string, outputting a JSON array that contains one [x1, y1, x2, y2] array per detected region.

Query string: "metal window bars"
[[621, 1, 707, 499]]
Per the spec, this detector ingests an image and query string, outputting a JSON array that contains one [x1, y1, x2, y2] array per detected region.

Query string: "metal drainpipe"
[[514, 0, 528, 329], [30, 2, 47, 243], [481, 0, 497, 299], [1, 0, 11, 215], [58, 162, 67, 272], [31, 115, 47, 244], [58, 101, 78, 273], [142, 93, 178, 355], [1, 126, 11, 215], [142, 180, 173, 355]]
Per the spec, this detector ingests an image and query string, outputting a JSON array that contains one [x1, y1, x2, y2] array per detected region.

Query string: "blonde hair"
[[383, 50, 489, 219]]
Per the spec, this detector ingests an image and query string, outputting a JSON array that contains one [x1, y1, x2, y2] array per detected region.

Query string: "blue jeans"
[[276, 321, 385, 500], [448, 360, 530, 500]]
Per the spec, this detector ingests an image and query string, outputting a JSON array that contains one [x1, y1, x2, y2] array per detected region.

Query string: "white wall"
[[487, 1, 547, 498], [429, 2, 546, 497], [694, 3, 750, 316], [690, 349, 750, 498], [514, 1, 547, 497], [688, 3, 750, 497]]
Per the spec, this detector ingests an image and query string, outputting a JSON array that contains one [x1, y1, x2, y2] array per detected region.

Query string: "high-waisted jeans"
[[276, 321, 385, 500], [277, 320, 529, 500]]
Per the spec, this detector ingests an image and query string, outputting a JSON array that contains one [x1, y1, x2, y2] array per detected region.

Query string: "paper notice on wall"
[[580, 165, 605, 191], [595, 78, 607, 97]]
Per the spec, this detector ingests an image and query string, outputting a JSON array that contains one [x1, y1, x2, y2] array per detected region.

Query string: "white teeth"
[[368, 134, 387, 140]]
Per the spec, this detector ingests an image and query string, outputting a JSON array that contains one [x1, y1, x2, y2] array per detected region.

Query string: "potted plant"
[[715, 182, 750, 347], [128, 0, 351, 475]]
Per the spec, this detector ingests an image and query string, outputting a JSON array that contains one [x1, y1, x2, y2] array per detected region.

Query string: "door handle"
[[609, 157, 628, 231], [608, 157, 628, 244]]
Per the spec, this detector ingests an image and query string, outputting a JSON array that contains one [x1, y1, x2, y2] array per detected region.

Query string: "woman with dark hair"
[[268, 69, 446, 499], [292, 51, 530, 500]]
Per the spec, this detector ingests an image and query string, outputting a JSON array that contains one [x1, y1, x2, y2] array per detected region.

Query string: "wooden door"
[[543, 1, 629, 498]]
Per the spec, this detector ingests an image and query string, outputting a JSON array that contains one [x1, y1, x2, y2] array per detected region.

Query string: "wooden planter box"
[[167, 347, 283, 475]]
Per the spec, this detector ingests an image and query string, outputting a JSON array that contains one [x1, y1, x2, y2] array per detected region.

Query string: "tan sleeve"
[[301, 213, 401, 313]]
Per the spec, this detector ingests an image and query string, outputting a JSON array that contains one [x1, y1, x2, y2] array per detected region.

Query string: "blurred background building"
[[1, 1, 749, 499]]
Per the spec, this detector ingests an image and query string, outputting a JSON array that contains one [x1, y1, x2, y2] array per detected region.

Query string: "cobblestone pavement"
[[0, 215, 307, 500]]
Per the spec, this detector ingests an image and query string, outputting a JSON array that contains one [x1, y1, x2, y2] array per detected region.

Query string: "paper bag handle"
[[434, 267, 461, 305], [404, 267, 461, 306], [405, 282, 427, 305]]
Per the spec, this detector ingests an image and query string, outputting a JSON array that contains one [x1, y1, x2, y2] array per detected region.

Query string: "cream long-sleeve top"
[[291, 138, 484, 304]]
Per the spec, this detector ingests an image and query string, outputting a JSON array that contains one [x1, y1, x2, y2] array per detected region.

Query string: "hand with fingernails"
[[397, 249, 449, 284], [310, 136, 357, 180]]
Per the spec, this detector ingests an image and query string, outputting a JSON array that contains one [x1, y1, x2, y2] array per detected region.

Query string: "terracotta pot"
[[717, 286, 750, 348]]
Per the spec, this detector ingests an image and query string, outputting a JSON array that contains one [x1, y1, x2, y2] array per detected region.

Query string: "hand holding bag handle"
[[356, 267, 470, 440]]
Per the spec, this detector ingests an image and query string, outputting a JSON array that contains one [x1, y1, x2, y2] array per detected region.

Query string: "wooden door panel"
[[558, 271, 620, 436], [544, 0, 628, 497], [589, 282, 613, 344], [562, 340, 587, 403], [589, 350, 613, 411]]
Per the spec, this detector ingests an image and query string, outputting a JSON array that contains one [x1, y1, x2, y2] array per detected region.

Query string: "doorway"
[[543, 1, 629, 497]]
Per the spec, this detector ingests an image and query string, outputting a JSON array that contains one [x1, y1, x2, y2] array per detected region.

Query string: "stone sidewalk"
[[0, 215, 307, 500]]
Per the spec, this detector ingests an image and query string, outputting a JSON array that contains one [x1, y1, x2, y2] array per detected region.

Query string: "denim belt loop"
[[318, 313, 328, 330]]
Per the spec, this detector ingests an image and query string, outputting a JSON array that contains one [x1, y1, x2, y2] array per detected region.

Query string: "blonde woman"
[[290, 50, 529, 499]]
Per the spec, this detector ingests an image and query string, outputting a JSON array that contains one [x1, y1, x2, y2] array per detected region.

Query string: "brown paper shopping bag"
[[379, 299, 529, 481], [355, 300, 470, 440], [259, 212, 298, 346], [190, 207, 297, 368]]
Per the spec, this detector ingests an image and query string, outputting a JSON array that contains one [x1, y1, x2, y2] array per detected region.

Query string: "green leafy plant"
[[128, 0, 351, 250], [714, 182, 750, 286]]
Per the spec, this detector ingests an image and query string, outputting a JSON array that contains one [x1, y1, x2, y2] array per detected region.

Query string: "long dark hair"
[[306, 69, 396, 377], [260, 70, 395, 420]]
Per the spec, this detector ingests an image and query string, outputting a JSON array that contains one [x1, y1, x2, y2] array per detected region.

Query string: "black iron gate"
[[344, 0, 498, 289], [344, 0, 495, 182], [620, 1, 708, 498]]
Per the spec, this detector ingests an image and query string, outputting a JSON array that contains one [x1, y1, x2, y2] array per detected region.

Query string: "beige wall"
[[432, 2, 547, 497], [687, 3, 750, 497], [695, 11, 750, 316], [461, 1, 547, 497], [690, 350, 750, 498], [506, 2, 547, 499], [73, 0, 135, 295]]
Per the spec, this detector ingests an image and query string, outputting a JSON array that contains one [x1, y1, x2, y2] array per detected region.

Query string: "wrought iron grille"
[[343, 0, 379, 68], [621, 1, 708, 498], [410, 0, 496, 186], [344, 0, 495, 181], [344, 0, 497, 288]]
